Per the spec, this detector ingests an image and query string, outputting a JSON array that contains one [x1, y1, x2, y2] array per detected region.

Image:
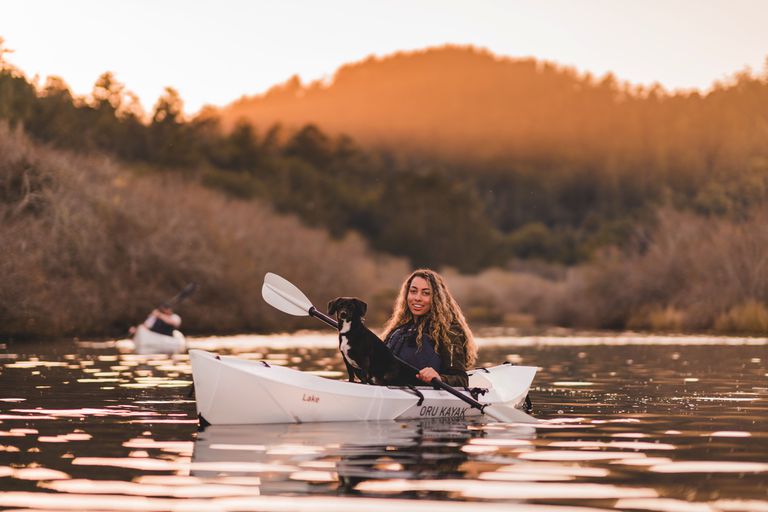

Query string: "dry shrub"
[[404, 207, 768, 335], [714, 300, 768, 334], [628, 306, 686, 332], [557, 208, 768, 332], [0, 123, 408, 338], [440, 267, 562, 327]]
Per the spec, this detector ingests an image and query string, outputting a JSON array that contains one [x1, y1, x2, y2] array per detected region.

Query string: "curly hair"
[[382, 268, 477, 367]]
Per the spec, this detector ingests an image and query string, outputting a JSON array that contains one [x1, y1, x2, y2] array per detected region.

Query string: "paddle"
[[163, 281, 199, 309], [261, 272, 528, 423]]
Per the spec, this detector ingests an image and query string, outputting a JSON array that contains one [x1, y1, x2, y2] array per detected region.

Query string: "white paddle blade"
[[262, 272, 314, 317], [485, 405, 539, 424]]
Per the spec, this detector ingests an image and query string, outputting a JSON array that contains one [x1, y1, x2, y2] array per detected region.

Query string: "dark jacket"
[[385, 320, 470, 387], [150, 317, 175, 336]]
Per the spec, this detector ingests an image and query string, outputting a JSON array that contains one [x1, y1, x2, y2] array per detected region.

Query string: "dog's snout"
[[339, 310, 348, 320]]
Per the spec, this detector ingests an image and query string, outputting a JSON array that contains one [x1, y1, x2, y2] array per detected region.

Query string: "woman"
[[382, 269, 477, 387]]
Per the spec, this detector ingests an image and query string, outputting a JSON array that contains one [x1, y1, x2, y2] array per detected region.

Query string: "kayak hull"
[[190, 349, 536, 425], [133, 325, 186, 354]]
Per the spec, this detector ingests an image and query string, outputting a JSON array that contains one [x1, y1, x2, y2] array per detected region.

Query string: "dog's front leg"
[[344, 360, 357, 383]]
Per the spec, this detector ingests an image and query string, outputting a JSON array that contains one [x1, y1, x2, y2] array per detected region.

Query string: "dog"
[[327, 297, 399, 385]]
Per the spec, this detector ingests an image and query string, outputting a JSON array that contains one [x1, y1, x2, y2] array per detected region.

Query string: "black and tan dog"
[[327, 297, 399, 385]]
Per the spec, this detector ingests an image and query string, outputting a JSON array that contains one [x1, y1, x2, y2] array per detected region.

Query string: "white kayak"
[[190, 349, 537, 425], [133, 325, 186, 354]]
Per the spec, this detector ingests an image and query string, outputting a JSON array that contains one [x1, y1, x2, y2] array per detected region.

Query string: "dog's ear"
[[327, 298, 340, 316], [353, 298, 368, 317]]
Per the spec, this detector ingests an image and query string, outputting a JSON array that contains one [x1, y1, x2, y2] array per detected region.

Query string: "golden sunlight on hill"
[[220, 46, 646, 159]]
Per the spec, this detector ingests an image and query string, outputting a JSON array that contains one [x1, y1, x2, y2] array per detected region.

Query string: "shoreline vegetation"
[[4, 124, 768, 340], [2, 42, 768, 339]]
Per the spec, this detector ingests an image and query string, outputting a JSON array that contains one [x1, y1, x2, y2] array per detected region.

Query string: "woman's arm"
[[153, 310, 181, 327]]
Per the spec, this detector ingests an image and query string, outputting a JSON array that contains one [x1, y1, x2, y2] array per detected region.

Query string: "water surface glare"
[[1, 334, 767, 511]]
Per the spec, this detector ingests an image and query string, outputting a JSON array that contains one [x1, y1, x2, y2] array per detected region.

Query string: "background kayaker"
[[381, 269, 477, 387], [129, 303, 182, 336]]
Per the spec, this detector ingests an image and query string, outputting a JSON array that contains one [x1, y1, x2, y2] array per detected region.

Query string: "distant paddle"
[[261, 272, 535, 423], [163, 282, 199, 309]]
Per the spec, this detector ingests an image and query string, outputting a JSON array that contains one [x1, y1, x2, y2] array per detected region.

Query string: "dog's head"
[[327, 297, 367, 324]]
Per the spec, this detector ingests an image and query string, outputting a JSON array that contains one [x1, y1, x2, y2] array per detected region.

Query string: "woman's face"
[[407, 276, 433, 317]]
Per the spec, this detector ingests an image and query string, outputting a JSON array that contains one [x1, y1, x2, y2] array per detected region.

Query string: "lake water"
[[1, 333, 767, 511]]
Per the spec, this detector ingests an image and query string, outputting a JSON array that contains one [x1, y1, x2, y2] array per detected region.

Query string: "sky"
[[2, 0, 767, 115]]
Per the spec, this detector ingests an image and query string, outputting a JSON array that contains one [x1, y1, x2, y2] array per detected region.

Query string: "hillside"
[[220, 45, 764, 166], [223, 46, 606, 159]]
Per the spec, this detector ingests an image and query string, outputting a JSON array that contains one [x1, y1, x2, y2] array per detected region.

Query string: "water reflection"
[[193, 419, 537, 496], [0, 335, 766, 511]]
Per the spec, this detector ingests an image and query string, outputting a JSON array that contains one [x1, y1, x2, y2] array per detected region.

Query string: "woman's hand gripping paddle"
[[261, 272, 535, 423]]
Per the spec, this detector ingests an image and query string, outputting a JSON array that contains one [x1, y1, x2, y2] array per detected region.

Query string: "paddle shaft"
[[309, 307, 337, 328], [308, 307, 489, 413], [163, 282, 198, 309]]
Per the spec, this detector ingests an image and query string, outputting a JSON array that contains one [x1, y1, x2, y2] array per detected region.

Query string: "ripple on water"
[[8, 466, 70, 480], [71, 456, 299, 474], [41, 478, 264, 498], [0, 491, 616, 511], [547, 440, 677, 450], [478, 464, 610, 482], [648, 461, 768, 473], [354, 479, 659, 500], [122, 438, 193, 455], [616, 498, 768, 512], [519, 450, 649, 461]]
